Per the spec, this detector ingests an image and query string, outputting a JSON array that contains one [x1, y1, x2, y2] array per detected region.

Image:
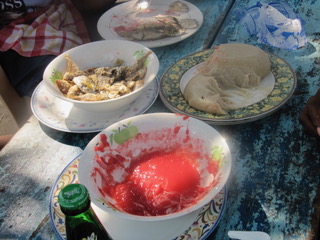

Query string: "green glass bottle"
[[58, 183, 112, 240]]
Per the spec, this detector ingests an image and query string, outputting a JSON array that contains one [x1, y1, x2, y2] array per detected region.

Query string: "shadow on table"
[[39, 122, 97, 149]]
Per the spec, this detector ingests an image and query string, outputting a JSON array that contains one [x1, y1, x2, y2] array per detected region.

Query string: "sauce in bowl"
[[92, 122, 221, 216]]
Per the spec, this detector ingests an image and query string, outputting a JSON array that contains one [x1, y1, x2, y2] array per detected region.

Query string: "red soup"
[[92, 125, 220, 216]]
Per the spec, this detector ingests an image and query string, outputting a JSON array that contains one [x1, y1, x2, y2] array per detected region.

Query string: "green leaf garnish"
[[50, 69, 63, 84]]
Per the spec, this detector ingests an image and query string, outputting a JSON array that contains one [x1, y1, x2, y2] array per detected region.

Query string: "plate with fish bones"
[[97, 0, 203, 48]]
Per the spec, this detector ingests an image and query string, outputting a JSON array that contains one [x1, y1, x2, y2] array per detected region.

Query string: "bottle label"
[[81, 232, 97, 240], [68, 222, 109, 240]]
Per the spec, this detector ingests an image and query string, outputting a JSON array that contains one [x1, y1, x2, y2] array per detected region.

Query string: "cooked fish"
[[179, 19, 199, 29], [73, 75, 96, 93], [114, 0, 199, 41], [114, 15, 186, 41], [169, 1, 189, 12], [56, 79, 72, 94], [55, 51, 152, 101]]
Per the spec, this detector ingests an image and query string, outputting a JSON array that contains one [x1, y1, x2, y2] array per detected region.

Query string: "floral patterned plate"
[[49, 155, 226, 240], [159, 49, 296, 125], [31, 79, 159, 133]]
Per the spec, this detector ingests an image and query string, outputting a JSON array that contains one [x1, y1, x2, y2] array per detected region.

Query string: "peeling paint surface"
[[208, 0, 320, 239], [1, 0, 319, 240]]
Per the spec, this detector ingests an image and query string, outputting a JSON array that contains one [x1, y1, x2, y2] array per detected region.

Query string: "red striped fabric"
[[0, 0, 90, 57]]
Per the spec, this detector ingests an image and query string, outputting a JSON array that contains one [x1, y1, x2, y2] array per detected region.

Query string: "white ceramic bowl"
[[43, 40, 159, 112], [78, 113, 231, 240]]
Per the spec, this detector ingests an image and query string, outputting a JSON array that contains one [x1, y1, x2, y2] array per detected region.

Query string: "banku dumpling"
[[183, 75, 236, 115], [183, 43, 271, 115], [198, 43, 271, 89]]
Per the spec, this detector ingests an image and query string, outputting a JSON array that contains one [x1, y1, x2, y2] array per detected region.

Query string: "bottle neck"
[[61, 201, 91, 216], [64, 206, 113, 239]]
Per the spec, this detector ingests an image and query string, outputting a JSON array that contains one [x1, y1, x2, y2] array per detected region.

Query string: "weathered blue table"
[[0, 0, 319, 239], [209, 1, 320, 239]]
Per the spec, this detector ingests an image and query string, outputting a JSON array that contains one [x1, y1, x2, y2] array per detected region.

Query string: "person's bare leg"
[[0, 134, 13, 150]]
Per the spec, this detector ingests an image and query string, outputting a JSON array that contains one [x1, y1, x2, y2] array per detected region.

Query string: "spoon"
[[228, 231, 271, 240], [134, 0, 152, 9]]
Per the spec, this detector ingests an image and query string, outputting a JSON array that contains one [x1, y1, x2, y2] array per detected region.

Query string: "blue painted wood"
[[206, 1, 320, 240], [0, 1, 235, 239]]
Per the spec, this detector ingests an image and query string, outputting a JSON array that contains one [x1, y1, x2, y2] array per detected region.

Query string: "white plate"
[[97, 0, 203, 48], [31, 80, 159, 133]]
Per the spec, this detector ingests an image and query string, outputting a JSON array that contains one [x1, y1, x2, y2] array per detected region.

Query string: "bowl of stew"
[[78, 112, 231, 239]]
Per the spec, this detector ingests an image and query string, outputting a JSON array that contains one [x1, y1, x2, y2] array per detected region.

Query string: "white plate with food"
[[31, 80, 159, 133], [159, 43, 296, 125], [97, 0, 203, 48]]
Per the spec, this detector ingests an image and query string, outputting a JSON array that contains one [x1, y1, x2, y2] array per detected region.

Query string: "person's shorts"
[[0, 50, 55, 97]]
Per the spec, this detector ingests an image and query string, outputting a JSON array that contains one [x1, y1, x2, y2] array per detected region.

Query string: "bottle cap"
[[58, 183, 90, 214]]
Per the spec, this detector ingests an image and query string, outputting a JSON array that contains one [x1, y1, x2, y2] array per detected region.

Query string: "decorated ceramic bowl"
[[43, 40, 159, 112], [78, 113, 231, 239]]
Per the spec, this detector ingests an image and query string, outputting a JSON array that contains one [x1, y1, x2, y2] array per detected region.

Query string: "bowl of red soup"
[[78, 113, 231, 239]]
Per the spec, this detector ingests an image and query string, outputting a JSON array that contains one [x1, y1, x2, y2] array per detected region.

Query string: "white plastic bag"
[[237, 1, 307, 49]]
